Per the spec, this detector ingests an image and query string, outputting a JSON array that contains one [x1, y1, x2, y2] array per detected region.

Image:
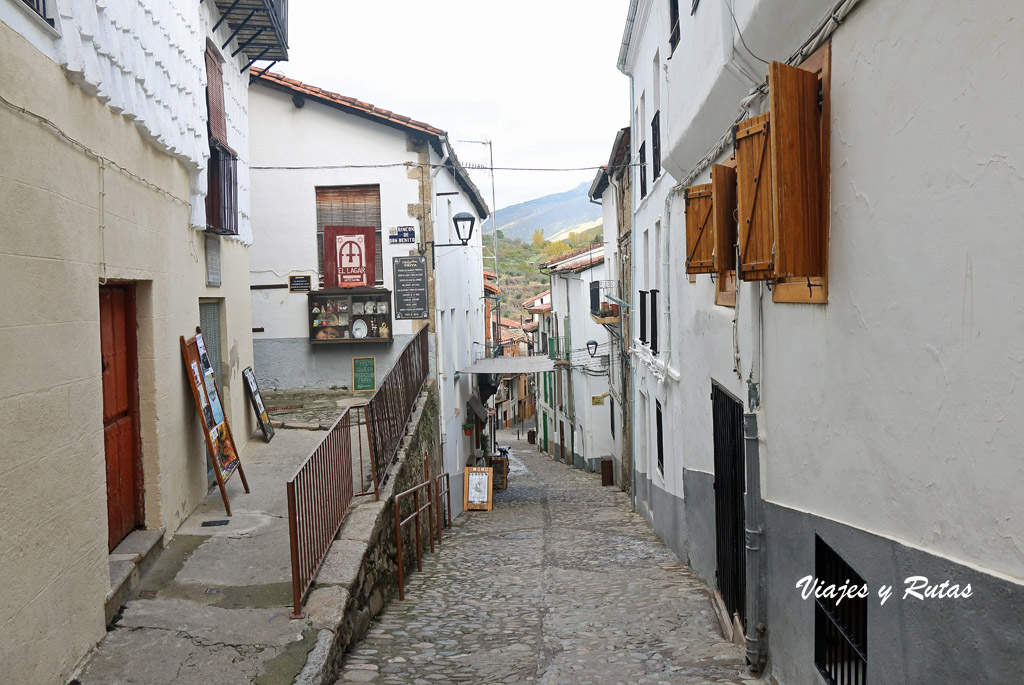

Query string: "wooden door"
[[100, 285, 142, 551]]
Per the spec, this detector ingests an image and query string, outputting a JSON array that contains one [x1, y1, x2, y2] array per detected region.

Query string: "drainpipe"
[[743, 412, 767, 674]]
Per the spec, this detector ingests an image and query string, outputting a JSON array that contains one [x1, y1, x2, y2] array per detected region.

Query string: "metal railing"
[[286, 405, 370, 618], [394, 479, 434, 601], [366, 327, 430, 492], [434, 472, 452, 541]]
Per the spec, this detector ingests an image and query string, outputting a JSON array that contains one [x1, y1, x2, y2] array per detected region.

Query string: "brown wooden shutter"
[[735, 112, 774, 280], [712, 164, 737, 273], [769, 61, 823, 279], [315, 186, 383, 284], [205, 47, 228, 145], [684, 183, 714, 274]]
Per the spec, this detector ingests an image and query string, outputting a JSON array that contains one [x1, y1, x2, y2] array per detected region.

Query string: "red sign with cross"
[[324, 226, 376, 288]]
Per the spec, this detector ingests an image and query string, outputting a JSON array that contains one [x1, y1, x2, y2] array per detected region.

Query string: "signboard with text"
[[324, 226, 376, 288], [352, 356, 376, 392], [389, 226, 415, 244], [393, 255, 428, 319]]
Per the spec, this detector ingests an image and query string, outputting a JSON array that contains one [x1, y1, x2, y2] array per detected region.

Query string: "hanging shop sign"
[[242, 366, 274, 443], [353, 356, 377, 392], [324, 225, 376, 288], [393, 255, 428, 319], [464, 466, 494, 511], [181, 329, 250, 515], [288, 275, 311, 292], [389, 225, 415, 244]]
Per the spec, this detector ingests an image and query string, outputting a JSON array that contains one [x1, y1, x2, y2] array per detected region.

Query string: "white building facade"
[[247, 73, 489, 514], [0, 0, 285, 680], [621, 0, 1024, 681]]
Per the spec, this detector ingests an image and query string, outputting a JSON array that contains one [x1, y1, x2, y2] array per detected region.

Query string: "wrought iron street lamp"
[[587, 340, 599, 357], [428, 212, 476, 267]]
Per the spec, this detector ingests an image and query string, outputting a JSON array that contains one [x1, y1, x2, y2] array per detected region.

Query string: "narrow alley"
[[334, 429, 751, 684]]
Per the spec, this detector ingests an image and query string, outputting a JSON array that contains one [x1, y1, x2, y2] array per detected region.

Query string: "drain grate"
[[139, 590, 157, 598], [201, 520, 229, 527], [501, 532, 539, 539]]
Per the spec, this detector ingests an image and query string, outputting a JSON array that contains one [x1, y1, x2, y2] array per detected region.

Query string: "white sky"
[[276, 0, 630, 211]]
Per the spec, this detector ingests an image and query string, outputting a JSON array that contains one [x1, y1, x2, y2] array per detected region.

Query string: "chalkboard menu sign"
[[393, 256, 428, 320], [353, 356, 376, 392]]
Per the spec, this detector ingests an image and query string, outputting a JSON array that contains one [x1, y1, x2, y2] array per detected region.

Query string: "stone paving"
[[335, 429, 756, 685]]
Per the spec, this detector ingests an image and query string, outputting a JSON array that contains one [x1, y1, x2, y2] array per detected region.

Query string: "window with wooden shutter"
[[315, 186, 384, 286], [205, 46, 228, 146], [734, 44, 830, 302], [684, 184, 714, 274]]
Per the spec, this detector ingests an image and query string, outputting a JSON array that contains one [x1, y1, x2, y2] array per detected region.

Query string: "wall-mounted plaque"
[[464, 467, 493, 511], [353, 357, 376, 392], [393, 256, 428, 320], [289, 275, 311, 292]]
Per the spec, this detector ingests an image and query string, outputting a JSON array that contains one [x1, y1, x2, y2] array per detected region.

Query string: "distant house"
[[247, 73, 489, 513]]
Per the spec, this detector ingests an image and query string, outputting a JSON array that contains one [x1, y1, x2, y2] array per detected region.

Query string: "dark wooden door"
[[100, 285, 142, 551], [559, 421, 566, 462], [712, 383, 745, 626]]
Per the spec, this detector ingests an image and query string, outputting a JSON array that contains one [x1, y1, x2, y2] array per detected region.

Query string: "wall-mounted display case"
[[308, 286, 393, 343]]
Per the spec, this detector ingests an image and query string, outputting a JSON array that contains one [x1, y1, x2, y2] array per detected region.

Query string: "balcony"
[[212, 0, 289, 63], [590, 280, 621, 326]]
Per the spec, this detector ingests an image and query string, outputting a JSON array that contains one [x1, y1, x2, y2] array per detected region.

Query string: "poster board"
[[353, 356, 376, 392], [181, 329, 249, 515], [242, 366, 274, 443], [464, 467, 493, 511], [491, 457, 508, 492], [324, 225, 376, 288]]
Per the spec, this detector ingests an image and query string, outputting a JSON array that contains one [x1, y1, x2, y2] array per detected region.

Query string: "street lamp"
[[428, 212, 477, 267], [587, 340, 599, 357]]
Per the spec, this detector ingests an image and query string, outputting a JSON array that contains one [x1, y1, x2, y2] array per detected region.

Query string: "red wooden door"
[[100, 285, 142, 551]]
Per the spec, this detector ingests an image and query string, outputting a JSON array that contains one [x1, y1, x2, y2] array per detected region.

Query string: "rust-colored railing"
[[434, 472, 452, 541], [366, 326, 430, 493], [287, 405, 368, 618], [394, 479, 434, 601]]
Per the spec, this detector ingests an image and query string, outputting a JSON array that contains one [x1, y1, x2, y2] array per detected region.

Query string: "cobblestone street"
[[335, 429, 753, 684]]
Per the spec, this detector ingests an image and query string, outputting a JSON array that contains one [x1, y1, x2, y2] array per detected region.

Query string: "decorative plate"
[[353, 302, 364, 315], [352, 319, 368, 338], [378, 301, 388, 314]]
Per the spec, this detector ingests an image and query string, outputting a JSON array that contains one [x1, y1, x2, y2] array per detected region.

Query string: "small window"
[[655, 400, 664, 474], [610, 399, 616, 439], [205, 47, 238, 235], [638, 141, 648, 199], [814, 536, 867, 684], [315, 186, 384, 286], [669, 1, 680, 53], [638, 290, 648, 344], [735, 44, 831, 303], [651, 111, 661, 182], [20, 0, 53, 26], [649, 289, 659, 355]]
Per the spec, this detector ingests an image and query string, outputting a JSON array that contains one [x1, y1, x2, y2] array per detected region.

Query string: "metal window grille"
[[651, 112, 661, 182], [815, 537, 868, 685], [649, 289, 659, 354], [638, 290, 648, 344], [206, 144, 238, 235], [712, 383, 746, 625], [638, 141, 648, 199], [655, 400, 664, 474], [21, 0, 53, 26], [198, 302, 223, 390]]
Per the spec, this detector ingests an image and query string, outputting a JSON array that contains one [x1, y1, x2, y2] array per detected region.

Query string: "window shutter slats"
[[769, 61, 824, 279], [684, 184, 715, 274], [736, 112, 774, 280], [205, 47, 228, 145], [316, 186, 383, 285], [712, 164, 737, 273]]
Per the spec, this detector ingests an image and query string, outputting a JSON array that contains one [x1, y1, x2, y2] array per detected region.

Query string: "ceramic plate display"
[[352, 319, 368, 338], [364, 301, 376, 314], [378, 301, 388, 314], [353, 302, 364, 315]]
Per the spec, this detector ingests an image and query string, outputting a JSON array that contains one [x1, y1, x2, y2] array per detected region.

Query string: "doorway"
[[100, 284, 142, 551], [712, 383, 745, 626], [559, 421, 566, 463]]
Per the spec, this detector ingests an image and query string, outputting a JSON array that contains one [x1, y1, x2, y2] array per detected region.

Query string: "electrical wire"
[[251, 161, 644, 172]]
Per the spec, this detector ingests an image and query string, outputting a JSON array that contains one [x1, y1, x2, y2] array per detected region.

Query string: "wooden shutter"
[[712, 164, 737, 273], [684, 184, 714, 274], [205, 46, 228, 145], [735, 113, 774, 280], [315, 186, 383, 284], [769, 61, 824, 279]]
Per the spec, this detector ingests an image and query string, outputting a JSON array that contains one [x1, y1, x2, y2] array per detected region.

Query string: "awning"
[[459, 356, 555, 374], [468, 395, 487, 422]]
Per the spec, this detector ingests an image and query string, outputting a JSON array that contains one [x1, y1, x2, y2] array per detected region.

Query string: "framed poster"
[[393, 256, 428, 319], [181, 330, 249, 515], [352, 357, 376, 392], [464, 467, 493, 511], [242, 366, 274, 443], [324, 225, 376, 288]]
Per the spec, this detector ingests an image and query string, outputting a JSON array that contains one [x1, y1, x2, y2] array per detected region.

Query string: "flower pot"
[[463, 427, 473, 436]]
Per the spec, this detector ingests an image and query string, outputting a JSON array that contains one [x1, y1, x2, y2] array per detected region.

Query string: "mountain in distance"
[[482, 181, 602, 242]]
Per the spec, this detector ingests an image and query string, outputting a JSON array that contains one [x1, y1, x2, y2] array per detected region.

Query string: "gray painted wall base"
[[253, 335, 414, 390], [765, 501, 1024, 684]]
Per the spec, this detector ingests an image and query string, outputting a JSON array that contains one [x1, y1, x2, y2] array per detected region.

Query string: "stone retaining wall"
[[296, 382, 442, 684]]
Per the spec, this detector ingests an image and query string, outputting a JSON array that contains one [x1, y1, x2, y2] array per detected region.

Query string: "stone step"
[[104, 528, 165, 625]]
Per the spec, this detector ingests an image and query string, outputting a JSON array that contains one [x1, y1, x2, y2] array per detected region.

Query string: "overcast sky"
[[278, 1, 630, 212]]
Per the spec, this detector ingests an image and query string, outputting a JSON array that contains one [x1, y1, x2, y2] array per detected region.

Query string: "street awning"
[[459, 356, 555, 374]]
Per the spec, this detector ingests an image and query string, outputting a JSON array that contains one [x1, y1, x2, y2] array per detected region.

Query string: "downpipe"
[[743, 412, 767, 675]]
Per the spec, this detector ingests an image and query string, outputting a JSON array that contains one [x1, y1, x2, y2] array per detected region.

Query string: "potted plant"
[[462, 420, 475, 436]]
